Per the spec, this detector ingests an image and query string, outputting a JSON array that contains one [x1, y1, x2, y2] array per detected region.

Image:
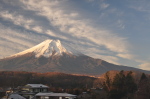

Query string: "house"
[[17, 84, 49, 99], [35, 92, 76, 99], [21, 84, 49, 93], [2, 84, 76, 99], [2, 93, 26, 99]]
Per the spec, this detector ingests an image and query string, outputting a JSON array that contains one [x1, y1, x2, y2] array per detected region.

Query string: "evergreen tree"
[[136, 73, 150, 99], [109, 70, 126, 99], [109, 70, 137, 99], [103, 72, 112, 91], [125, 71, 137, 93], [140, 73, 147, 81], [112, 70, 125, 90]]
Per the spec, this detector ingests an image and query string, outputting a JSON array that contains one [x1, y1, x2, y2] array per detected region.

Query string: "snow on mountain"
[[11, 39, 83, 58]]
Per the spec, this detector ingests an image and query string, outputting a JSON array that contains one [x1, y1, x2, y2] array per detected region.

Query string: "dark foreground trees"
[[109, 71, 137, 99], [102, 71, 138, 99], [135, 73, 150, 99]]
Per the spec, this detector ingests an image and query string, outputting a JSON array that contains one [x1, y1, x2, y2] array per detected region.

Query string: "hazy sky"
[[0, 0, 150, 70]]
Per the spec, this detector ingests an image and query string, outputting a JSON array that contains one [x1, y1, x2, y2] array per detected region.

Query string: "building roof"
[[9, 93, 26, 99], [36, 92, 76, 97], [25, 84, 49, 88]]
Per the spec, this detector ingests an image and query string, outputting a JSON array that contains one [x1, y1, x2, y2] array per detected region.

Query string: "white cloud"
[[85, 0, 95, 2], [0, 23, 49, 58], [129, 0, 150, 13], [0, 10, 45, 33], [117, 53, 136, 60], [70, 13, 79, 17], [20, 0, 129, 54], [0, 25, 35, 47], [0, 0, 150, 71], [69, 43, 120, 65], [32, 26, 43, 33], [117, 19, 125, 29], [93, 54, 120, 65], [139, 62, 150, 70], [100, 3, 109, 9], [46, 30, 68, 40], [0, 0, 135, 67], [0, 11, 32, 26], [46, 30, 56, 37]]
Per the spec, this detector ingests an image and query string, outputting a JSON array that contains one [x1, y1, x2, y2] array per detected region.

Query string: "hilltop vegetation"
[[0, 71, 95, 89], [93, 70, 150, 99]]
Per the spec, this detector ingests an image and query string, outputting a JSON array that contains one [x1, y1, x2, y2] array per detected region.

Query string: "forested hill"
[[0, 70, 150, 98], [0, 71, 96, 88]]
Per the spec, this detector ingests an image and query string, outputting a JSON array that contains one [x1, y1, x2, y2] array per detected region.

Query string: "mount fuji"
[[11, 39, 83, 58], [0, 39, 149, 76]]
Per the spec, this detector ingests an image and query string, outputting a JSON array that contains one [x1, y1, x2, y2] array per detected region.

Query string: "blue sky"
[[0, 0, 150, 70]]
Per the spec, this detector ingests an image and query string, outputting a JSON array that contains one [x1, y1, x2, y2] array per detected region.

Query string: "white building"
[[35, 92, 76, 99], [22, 84, 49, 93], [17, 84, 49, 99], [3, 84, 76, 99]]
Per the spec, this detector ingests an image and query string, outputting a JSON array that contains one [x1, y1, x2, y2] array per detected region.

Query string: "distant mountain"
[[0, 39, 149, 76]]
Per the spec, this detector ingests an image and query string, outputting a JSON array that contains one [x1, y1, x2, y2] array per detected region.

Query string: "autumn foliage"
[[0, 71, 95, 89]]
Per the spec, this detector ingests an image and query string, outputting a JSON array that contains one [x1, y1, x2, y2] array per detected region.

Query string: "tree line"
[[98, 70, 150, 99], [0, 71, 95, 89], [0, 71, 150, 99]]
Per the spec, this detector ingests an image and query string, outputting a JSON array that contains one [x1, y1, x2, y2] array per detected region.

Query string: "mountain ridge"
[[0, 39, 150, 76]]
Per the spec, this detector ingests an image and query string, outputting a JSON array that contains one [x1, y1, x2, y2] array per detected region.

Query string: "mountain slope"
[[0, 39, 149, 76]]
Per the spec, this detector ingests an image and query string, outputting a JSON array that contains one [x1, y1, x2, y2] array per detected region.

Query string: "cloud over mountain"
[[0, 0, 150, 70]]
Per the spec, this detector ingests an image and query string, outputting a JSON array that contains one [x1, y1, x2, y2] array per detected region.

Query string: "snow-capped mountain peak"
[[11, 39, 83, 57]]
